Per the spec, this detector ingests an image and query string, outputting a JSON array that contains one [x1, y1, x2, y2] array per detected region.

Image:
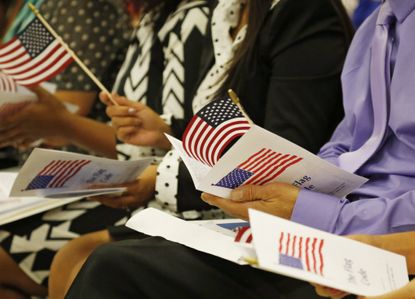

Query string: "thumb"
[[28, 85, 48, 98], [27, 85, 54, 103], [231, 185, 264, 202]]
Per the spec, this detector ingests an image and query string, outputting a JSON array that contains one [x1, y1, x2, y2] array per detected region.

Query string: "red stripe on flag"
[[50, 160, 81, 187], [319, 239, 325, 275], [244, 152, 287, 185], [183, 117, 204, 161], [238, 148, 268, 169], [55, 160, 91, 187], [286, 233, 290, 255], [0, 38, 20, 58], [292, 235, 297, 257], [279, 232, 284, 253], [17, 55, 73, 87], [305, 237, 311, 271], [206, 119, 249, 166], [38, 160, 58, 175], [259, 157, 303, 185], [299, 237, 303, 259], [8, 45, 67, 78], [312, 238, 318, 274]]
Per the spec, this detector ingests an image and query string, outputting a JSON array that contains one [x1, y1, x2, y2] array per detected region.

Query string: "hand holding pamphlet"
[[166, 96, 368, 199]]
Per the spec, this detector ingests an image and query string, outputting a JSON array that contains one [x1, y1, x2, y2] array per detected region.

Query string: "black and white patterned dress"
[[0, 0, 131, 287], [114, 0, 213, 161]]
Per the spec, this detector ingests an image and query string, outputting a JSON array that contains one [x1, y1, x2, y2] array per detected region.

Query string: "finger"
[[201, 193, 249, 219], [0, 109, 26, 129], [231, 183, 299, 202], [16, 138, 38, 150], [111, 116, 142, 128], [313, 284, 331, 297], [112, 95, 147, 112], [117, 127, 141, 143], [0, 127, 25, 146], [99, 91, 117, 107]]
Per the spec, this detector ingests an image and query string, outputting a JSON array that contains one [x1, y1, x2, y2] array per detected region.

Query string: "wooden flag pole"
[[228, 89, 253, 125], [28, 3, 118, 106]]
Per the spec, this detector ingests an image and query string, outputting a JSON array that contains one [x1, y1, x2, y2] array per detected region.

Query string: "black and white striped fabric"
[[114, 0, 212, 162]]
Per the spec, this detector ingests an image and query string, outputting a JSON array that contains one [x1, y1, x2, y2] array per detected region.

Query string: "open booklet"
[[126, 208, 409, 297], [167, 124, 368, 199], [10, 148, 152, 198], [0, 171, 83, 225]]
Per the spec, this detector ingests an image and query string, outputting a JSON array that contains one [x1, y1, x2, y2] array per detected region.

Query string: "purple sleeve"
[[291, 189, 415, 235]]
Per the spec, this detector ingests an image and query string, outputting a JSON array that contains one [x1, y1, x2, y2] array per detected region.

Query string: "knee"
[[52, 230, 110, 269]]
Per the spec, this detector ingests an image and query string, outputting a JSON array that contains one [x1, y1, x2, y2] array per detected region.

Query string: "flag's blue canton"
[[26, 175, 54, 190], [18, 18, 54, 57], [279, 254, 304, 270], [214, 168, 253, 189], [217, 222, 249, 231], [198, 97, 244, 128]]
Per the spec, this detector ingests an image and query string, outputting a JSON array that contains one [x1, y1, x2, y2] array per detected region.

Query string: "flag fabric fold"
[[182, 97, 251, 167], [0, 18, 73, 87]]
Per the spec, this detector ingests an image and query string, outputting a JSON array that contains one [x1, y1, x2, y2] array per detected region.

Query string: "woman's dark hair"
[[219, 0, 354, 98], [217, 0, 273, 97]]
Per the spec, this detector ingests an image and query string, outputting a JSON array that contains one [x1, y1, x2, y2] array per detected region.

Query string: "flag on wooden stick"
[[0, 18, 73, 87]]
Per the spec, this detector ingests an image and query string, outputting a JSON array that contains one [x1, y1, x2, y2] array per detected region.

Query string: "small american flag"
[[0, 18, 73, 87], [278, 232, 325, 276], [182, 97, 251, 167], [214, 148, 303, 189], [0, 72, 17, 92], [26, 160, 91, 190]]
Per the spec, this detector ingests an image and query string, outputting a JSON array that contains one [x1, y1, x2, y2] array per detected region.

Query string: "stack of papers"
[[126, 208, 409, 297], [0, 171, 81, 225]]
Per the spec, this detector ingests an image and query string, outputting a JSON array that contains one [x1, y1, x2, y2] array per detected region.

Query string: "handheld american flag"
[[278, 232, 325, 276], [214, 148, 303, 189], [182, 97, 251, 167], [25, 159, 91, 190], [0, 17, 73, 87]]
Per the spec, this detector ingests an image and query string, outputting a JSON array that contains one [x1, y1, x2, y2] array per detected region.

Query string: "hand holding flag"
[[0, 3, 117, 105]]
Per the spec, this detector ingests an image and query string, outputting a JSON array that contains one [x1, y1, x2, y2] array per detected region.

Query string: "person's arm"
[[0, 87, 118, 158], [359, 280, 415, 299], [252, 0, 349, 154], [291, 188, 415, 235]]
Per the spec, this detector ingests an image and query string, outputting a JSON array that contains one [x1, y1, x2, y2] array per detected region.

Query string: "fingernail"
[[128, 108, 137, 114], [201, 193, 209, 202], [231, 190, 244, 200]]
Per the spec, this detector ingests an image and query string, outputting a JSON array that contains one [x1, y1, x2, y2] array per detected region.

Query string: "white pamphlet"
[[126, 208, 409, 297], [10, 148, 152, 198], [249, 209, 409, 297], [167, 125, 368, 199], [126, 208, 250, 264]]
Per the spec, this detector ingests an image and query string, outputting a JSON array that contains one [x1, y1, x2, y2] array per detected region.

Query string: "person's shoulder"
[[342, 8, 379, 74]]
